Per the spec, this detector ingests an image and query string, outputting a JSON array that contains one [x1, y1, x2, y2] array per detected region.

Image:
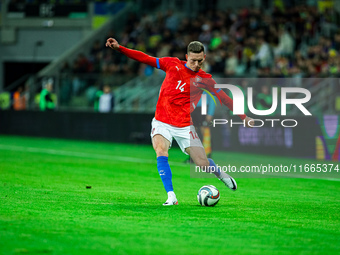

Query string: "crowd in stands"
[[66, 3, 340, 81], [9, 2, 338, 110], [46, 3, 340, 109], [5, 2, 340, 111]]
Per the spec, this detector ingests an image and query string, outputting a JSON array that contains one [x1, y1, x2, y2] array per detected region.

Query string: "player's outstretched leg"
[[208, 158, 237, 190], [157, 156, 178, 206]]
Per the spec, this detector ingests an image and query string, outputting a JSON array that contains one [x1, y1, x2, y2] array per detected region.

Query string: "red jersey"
[[117, 46, 246, 127], [155, 57, 218, 127]]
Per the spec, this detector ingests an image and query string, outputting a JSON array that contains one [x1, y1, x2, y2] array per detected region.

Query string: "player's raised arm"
[[105, 37, 158, 68]]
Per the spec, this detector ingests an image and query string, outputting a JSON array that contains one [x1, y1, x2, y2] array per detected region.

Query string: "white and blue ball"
[[197, 185, 220, 206]]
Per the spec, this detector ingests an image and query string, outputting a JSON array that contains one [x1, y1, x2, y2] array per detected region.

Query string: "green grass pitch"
[[0, 135, 339, 255]]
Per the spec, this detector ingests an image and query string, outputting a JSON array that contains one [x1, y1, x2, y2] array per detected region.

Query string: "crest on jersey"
[[193, 76, 202, 87], [195, 76, 202, 82]]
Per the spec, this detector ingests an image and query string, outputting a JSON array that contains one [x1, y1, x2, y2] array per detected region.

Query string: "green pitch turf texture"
[[0, 135, 339, 255]]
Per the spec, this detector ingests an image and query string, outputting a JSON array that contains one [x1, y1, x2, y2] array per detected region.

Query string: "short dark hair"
[[187, 41, 205, 54]]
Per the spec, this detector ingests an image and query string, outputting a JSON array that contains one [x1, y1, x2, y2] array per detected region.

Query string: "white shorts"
[[150, 118, 203, 155]]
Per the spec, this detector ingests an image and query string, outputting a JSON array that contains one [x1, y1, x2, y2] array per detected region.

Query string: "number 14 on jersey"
[[176, 80, 186, 92]]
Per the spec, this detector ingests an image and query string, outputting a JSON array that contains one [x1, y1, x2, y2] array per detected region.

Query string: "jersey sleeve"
[[157, 57, 179, 71], [118, 46, 158, 68], [117, 46, 177, 72]]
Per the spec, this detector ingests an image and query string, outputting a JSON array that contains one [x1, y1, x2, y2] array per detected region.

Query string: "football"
[[197, 185, 220, 206]]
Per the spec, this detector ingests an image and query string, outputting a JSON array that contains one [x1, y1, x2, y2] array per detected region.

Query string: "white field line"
[[0, 144, 339, 181], [323, 178, 340, 181], [0, 144, 187, 167]]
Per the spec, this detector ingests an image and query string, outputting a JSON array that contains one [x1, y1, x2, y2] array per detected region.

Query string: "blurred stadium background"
[[1, 0, 340, 159]]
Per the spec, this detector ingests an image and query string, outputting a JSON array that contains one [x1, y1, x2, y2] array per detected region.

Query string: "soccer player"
[[40, 79, 55, 111], [106, 38, 254, 205]]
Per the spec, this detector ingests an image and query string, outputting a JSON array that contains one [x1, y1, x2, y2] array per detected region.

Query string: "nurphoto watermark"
[[199, 83, 311, 128]]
